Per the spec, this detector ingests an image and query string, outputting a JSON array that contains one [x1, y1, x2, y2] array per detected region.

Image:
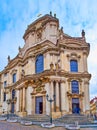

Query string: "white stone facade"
[[0, 13, 91, 118]]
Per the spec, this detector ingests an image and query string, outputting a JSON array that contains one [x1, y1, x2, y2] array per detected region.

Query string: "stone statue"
[[8, 55, 10, 63]]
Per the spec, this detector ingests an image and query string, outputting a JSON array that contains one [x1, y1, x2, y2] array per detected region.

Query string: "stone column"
[[32, 96, 35, 114], [45, 83, 50, 115], [43, 95, 46, 114], [1, 88, 3, 104], [16, 89, 19, 112], [22, 87, 26, 112], [19, 89, 23, 112], [9, 90, 12, 112], [85, 81, 90, 114], [61, 81, 66, 114], [27, 86, 32, 115], [80, 97, 83, 114], [56, 81, 59, 112], [50, 81, 54, 111], [69, 97, 72, 113]]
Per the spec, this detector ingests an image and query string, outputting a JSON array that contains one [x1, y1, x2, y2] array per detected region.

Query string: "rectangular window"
[[13, 73, 16, 83], [70, 60, 78, 72], [3, 92, 6, 101], [71, 81, 79, 94]]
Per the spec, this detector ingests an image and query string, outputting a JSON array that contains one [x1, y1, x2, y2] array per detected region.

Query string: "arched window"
[[70, 60, 78, 72], [71, 80, 79, 94], [35, 54, 44, 73], [12, 89, 15, 99]]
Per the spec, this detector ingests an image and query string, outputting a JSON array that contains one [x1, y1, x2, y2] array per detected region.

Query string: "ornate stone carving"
[[21, 69, 25, 78], [67, 91, 84, 98]]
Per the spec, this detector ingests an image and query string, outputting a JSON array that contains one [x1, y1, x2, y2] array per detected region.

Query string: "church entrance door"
[[35, 96, 43, 114], [72, 98, 80, 114]]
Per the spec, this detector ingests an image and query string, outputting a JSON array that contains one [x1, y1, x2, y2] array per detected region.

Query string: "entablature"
[[3, 69, 91, 90]]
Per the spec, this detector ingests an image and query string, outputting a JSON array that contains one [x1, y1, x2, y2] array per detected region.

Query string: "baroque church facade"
[[0, 13, 91, 118]]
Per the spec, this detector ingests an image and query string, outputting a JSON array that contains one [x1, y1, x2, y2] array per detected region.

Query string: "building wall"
[[0, 14, 91, 118]]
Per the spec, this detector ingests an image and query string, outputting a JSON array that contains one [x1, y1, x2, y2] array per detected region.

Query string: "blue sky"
[[0, 0, 97, 99]]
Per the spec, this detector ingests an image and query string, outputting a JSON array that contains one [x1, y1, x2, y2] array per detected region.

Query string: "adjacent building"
[[90, 97, 97, 116], [0, 13, 91, 118]]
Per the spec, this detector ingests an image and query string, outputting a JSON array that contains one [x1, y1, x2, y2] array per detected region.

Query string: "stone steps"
[[54, 114, 93, 125], [21, 114, 50, 122]]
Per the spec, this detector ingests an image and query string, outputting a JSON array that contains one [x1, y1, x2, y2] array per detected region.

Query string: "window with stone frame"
[[71, 80, 79, 94], [12, 73, 16, 83], [70, 60, 78, 72], [35, 54, 44, 73], [3, 92, 6, 101], [4, 81, 7, 87]]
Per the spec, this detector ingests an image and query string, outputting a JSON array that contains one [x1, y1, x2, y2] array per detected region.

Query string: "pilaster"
[[22, 87, 26, 112], [56, 81, 59, 112], [43, 95, 46, 114], [16, 89, 19, 112], [61, 81, 67, 115], [84, 81, 90, 114], [50, 81, 54, 111], [83, 52, 88, 72]]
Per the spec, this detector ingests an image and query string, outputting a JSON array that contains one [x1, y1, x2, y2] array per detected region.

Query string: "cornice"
[[61, 37, 85, 44], [59, 44, 89, 53], [5, 70, 91, 89]]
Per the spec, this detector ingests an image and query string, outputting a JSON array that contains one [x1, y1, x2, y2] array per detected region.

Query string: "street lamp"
[[3, 109, 5, 114], [46, 94, 56, 124], [6, 99, 11, 119]]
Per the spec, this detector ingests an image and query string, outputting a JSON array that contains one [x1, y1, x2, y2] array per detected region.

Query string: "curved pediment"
[[23, 39, 58, 59]]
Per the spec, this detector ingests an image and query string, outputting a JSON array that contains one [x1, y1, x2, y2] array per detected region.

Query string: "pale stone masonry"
[[0, 13, 91, 118]]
